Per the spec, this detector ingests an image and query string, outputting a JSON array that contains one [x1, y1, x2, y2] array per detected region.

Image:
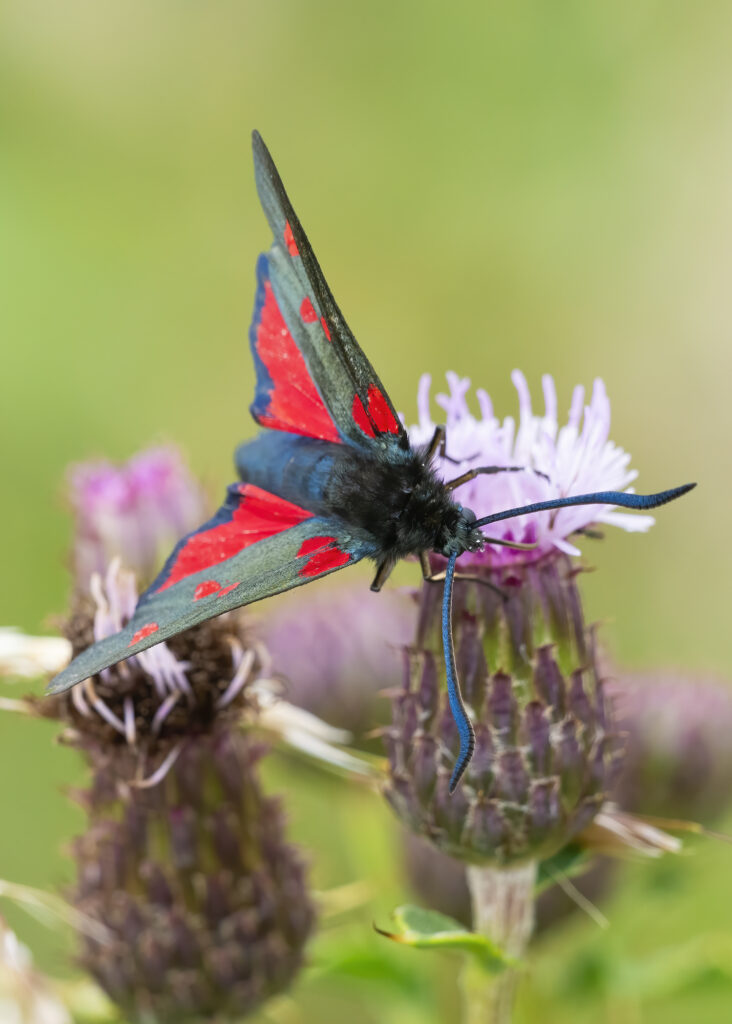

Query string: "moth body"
[[236, 432, 483, 565]]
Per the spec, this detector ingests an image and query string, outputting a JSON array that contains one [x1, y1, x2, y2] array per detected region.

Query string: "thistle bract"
[[384, 556, 620, 864]]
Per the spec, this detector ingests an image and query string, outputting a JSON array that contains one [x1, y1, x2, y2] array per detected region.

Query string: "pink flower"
[[409, 371, 654, 566], [68, 446, 206, 586]]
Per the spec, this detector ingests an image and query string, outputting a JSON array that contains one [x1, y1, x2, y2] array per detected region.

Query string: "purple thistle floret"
[[409, 371, 654, 566], [69, 446, 206, 586]]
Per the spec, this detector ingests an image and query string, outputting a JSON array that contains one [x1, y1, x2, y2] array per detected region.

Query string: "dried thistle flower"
[[36, 452, 316, 1024]]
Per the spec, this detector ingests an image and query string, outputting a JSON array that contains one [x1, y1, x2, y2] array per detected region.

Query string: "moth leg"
[[481, 535, 538, 551], [574, 527, 604, 540], [424, 425, 464, 466], [424, 572, 507, 599], [420, 553, 506, 598], [425, 425, 446, 463], [370, 558, 395, 593], [446, 465, 550, 491]]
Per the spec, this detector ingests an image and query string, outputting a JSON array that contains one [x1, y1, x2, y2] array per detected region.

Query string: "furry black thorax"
[[324, 444, 484, 562]]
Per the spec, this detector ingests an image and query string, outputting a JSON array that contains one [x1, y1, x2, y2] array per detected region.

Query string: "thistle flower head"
[[69, 446, 206, 587], [52, 560, 256, 747], [40, 445, 316, 1022], [409, 371, 653, 567], [43, 566, 316, 1022], [382, 368, 649, 864]]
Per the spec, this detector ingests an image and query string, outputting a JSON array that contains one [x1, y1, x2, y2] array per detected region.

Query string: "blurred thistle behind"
[[609, 671, 732, 824], [38, 448, 315, 1023], [254, 583, 413, 738]]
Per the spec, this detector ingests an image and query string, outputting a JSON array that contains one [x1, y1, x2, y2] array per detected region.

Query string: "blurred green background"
[[1, 2, 730, 1021]]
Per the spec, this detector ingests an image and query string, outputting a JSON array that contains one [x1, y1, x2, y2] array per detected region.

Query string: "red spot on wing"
[[366, 385, 400, 434], [194, 580, 222, 600], [283, 221, 299, 257], [296, 535, 352, 577], [300, 297, 317, 323], [159, 484, 313, 592], [352, 385, 400, 438], [352, 394, 375, 437], [129, 622, 159, 646], [297, 535, 332, 557], [254, 280, 341, 443], [320, 317, 332, 341]]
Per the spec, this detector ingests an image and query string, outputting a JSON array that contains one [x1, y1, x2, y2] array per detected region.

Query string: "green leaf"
[[375, 904, 515, 973], [535, 842, 589, 895]]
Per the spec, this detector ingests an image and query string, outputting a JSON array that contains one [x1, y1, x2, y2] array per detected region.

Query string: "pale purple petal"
[[408, 372, 656, 567]]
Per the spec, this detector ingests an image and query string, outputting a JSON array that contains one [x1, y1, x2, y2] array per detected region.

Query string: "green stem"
[[461, 861, 536, 1024]]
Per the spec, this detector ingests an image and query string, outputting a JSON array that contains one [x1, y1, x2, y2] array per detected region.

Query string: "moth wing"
[[47, 483, 370, 694], [250, 131, 410, 451]]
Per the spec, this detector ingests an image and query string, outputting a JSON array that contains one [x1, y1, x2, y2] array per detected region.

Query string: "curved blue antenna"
[[473, 483, 695, 531], [443, 551, 475, 793]]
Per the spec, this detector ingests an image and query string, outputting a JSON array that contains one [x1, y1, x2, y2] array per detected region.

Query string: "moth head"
[[435, 505, 483, 558]]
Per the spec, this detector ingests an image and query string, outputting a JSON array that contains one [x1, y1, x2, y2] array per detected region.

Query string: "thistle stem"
[[461, 861, 536, 1024]]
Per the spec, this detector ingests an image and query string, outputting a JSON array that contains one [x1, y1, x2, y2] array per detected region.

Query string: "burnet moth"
[[48, 132, 695, 792]]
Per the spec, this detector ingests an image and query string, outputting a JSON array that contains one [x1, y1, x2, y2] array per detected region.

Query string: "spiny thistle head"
[[383, 372, 650, 865], [383, 557, 619, 865]]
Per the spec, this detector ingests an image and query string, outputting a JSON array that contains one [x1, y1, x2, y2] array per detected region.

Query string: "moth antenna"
[[443, 551, 475, 794], [474, 483, 695, 531]]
